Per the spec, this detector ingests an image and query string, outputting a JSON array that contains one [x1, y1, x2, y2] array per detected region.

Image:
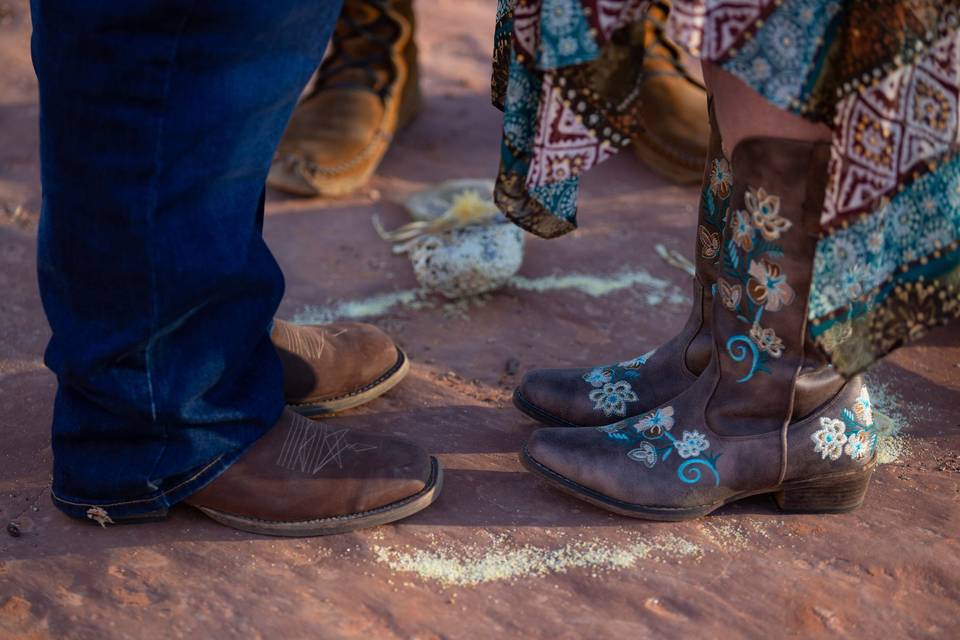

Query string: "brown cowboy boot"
[[267, 0, 420, 197], [521, 138, 882, 520], [272, 319, 409, 416], [184, 408, 442, 536], [631, 1, 710, 185], [513, 103, 731, 428]]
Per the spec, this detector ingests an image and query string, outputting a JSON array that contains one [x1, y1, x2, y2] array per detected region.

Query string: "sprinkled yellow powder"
[[371, 533, 702, 587]]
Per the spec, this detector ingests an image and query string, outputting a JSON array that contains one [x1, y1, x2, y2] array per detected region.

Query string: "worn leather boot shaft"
[[268, 0, 419, 197], [706, 138, 832, 436], [685, 99, 730, 374], [272, 319, 407, 413], [513, 104, 729, 428], [631, 1, 711, 184], [791, 333, 846, 420], [319, 0, 410, 97], [184, 409, 433, 522]]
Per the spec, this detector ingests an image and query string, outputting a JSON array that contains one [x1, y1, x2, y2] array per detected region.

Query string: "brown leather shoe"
[[184, 409, 442, 536], [267, 0, 420, 197], [513, 102, 730, 428], [272, 319, 409, 416], [521, 137, 883, 520], [630, 1, 710, 185]]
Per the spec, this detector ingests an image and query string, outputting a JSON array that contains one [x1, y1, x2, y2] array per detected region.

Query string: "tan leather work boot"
[[184, 409, 442, 536], [631, 1, 710, 184], [267, 0, 421, 197], [272, 319, 409, 416], [522, 138, 885, 520], [513, 102, 730, 428]]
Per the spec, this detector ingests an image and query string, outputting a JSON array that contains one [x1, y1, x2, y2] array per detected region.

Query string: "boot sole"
[[521, 446, 874, 522], [512, 388, 588, 429], [290, 348, 410, 417], [192, 456, 442, 537]]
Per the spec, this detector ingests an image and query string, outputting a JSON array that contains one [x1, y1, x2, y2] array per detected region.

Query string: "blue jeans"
[[31, 0, 343, 521]]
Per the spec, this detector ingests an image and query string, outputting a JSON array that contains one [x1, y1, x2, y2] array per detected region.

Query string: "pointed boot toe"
[[522, 427, 644, 508], [514, 369, 589, 427]]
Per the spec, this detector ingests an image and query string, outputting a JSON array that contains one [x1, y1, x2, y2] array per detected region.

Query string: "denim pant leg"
[[31, 0, 343, 522]]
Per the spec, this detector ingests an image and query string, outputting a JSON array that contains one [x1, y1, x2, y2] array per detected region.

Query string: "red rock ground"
[[1, 1, 959, 638]]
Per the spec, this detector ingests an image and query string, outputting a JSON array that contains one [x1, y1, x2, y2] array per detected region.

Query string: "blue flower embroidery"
[[582, 367, 612, 387]]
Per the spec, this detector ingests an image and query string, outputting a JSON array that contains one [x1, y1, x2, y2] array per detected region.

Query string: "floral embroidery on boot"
[[588, 381, 638, 418], [597, 406, 722, 487], [710, 158, 732, 199], [618, 349, 656, 370], [633, 405, 674, 434], [718, 185, 799, 383], [746, 259, 796, 311], [731, 209, 755, 251], [717, 278, 742, 311], [812, 418, 847, 460], [580, 349, 655, 417], [811, 387, 877, 463], [747, 187, 792, 241], [675, 430, 710, 458], [749, 322, 784, 358], [698, 225, 721, 259], [627, 442, 658, 468], [583, 367, 613, 387]]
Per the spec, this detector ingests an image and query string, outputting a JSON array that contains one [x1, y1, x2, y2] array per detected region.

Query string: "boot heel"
[[774, 468, 873, 513]]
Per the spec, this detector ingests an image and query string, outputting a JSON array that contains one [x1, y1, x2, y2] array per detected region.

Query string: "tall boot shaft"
[[685, 100, 732, 374], [707, 138, 832, 436], [513, 104, 730, 428]]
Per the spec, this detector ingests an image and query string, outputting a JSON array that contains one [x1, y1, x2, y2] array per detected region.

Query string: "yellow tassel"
[[373, 189, 500, 245]]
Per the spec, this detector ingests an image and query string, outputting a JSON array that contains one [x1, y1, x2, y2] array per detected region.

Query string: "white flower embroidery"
[[749, 322, 784, 358], [633, 406, 675, 433], [589, 381, 638, 417], [675, 430, 710, 459], [627, 443, 658, 468], [853, 387, 873, 427], [618, 349, 656, 369], [844, 430, 873, 462], [812, 417, 848, 460], [582, 367, 612, 388]]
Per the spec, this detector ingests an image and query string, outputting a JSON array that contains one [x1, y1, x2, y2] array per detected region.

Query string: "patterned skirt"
[[492, 0, 960, 376]]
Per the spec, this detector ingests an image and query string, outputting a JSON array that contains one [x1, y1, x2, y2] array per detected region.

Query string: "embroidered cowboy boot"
[[183, 408, 442, 536], [272, 319, 409, 416], [521, 138, 882, 520], [267, 0, 420, 197], [513, 103, 731, 428], [630, 0, 711, 185]]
